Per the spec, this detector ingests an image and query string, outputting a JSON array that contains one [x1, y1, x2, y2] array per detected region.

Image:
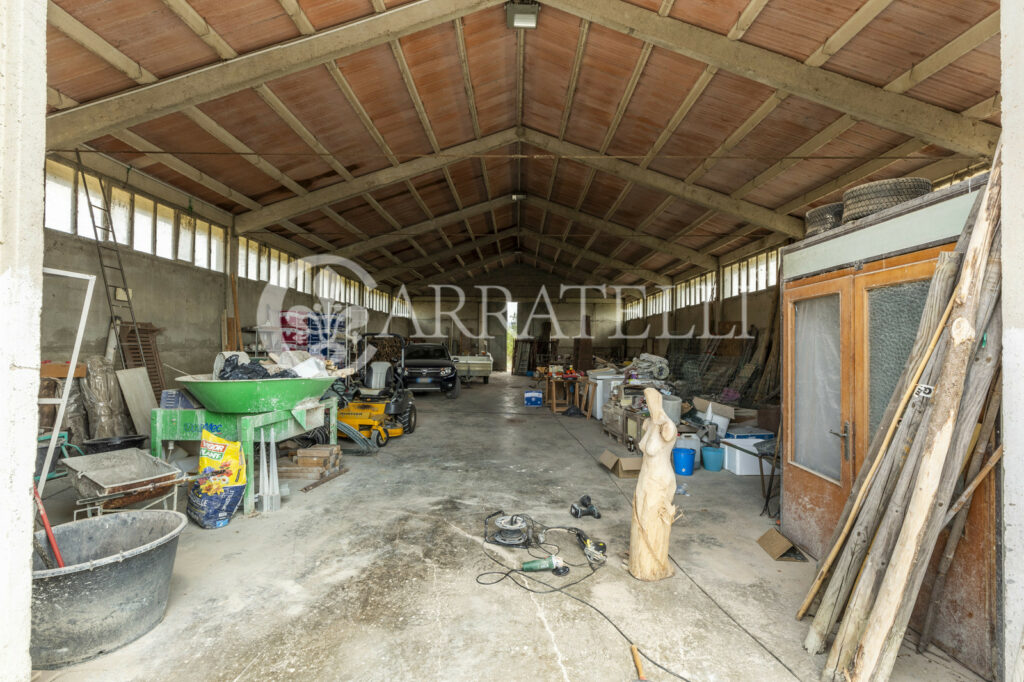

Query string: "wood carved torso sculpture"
[[629, 388, 679, 581]]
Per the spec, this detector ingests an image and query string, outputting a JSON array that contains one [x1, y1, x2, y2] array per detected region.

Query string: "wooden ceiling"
[[45, 0, 1001, 291]]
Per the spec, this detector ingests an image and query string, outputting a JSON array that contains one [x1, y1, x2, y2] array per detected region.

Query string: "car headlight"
[[440, 367, 453, 377]]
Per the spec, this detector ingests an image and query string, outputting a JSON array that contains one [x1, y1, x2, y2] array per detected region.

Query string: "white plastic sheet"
[[793, 295, 842, 480]]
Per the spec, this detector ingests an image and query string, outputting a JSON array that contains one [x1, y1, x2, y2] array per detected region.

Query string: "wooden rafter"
[[543, 0, 999, 156], [528, 197, 717, 270], [522, 129, 804, 237], [595, 0, 768, 278], [526, 231, 670, 285], [47, 0, 506, 148], [378, 229, 519, 281], [235, 128, 518, 233]]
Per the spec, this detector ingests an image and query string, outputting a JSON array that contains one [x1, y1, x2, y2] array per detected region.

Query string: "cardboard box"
[[692, 397, 735, 419], [598, 449, 643, 478], [757, 529, 807, 562]]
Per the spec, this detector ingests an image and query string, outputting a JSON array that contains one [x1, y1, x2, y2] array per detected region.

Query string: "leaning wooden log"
[[826, 238, 1002, 681], [803, 250, 963, 655], [918, 378, 1001, 652], [821, 337, 948, 679], [629, 388, 679, 581], [846, 148, 1001, 681], [943, 443, 1003, 527], [796, 267, 958, 621]]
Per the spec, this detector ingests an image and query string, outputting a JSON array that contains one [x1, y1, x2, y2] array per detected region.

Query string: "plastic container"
[[672, 448, 695, 476], [702, 446, 725, 472], [662, 395, 683, 424], [675, 433, 702, 469], [31, 510, 187, 668]]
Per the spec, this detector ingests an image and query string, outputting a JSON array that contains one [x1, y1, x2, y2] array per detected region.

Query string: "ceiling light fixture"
[[511, 193, 527, 201], [506, 2, 539, 29]]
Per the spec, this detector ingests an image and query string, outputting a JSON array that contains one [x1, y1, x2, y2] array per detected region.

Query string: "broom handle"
[[33, 487, 65, 568]]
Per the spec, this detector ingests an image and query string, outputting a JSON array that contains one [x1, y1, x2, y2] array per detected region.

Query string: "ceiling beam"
[[522, 128, 804, 238], [333, 198, 513, 258], [543, 0, 999, 157], [526, 231, 671, 285], [411, 252, 513, 287], [527, 197, 718, 270], [235, 128, 517, 233], [525, 253, 594, 285], [159, 0, 238, 59], [47, 1, 157, 84], [374, 228, 520, 280], [46, 0, 504, 148], [596, 0, 769, 275], [51, 148, 234, 226], [45, 1, 339, 256]]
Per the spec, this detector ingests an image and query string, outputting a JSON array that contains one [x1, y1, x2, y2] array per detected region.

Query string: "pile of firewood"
[[797, 145, 1003, 681]]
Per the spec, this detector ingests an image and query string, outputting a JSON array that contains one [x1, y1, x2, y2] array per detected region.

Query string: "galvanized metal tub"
[[175, 373, 336, 413], [31, 510, 187, 669], [63, 448, 180, 500]]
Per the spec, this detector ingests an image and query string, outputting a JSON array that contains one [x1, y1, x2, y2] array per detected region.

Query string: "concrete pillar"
[[1002, 3, 1024, 677], [0, 0, 47, 677]]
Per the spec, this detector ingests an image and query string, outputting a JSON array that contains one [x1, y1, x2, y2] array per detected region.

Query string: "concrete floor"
[[36, 373, 980, 681]]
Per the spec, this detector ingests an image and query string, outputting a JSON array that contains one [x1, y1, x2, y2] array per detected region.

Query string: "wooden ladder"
[[75, 153, 154, 385]]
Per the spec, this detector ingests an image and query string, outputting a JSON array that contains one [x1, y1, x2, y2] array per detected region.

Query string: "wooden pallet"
[[119, 321, 165, 399]]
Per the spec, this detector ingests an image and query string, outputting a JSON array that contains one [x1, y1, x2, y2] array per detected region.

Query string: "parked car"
[[402, 343, 460, 399]]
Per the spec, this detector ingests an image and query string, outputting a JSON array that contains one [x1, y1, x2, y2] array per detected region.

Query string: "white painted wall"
[[0, 0, 46, 677], [1001, 3, 1024, 677]]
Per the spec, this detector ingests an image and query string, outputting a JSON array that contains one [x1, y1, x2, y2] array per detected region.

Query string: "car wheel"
[[445, 380, 461, 400], [401, 405, 417, 434], [373, 429, 388, 447], [483, 376, 489, 384]]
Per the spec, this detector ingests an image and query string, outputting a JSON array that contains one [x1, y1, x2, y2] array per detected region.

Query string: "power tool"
[[573, 527, 607, 563], [570, 494, 601, 519]]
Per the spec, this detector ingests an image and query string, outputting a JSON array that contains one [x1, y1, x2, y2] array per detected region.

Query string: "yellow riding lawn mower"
[[327, 334, 416, 448]]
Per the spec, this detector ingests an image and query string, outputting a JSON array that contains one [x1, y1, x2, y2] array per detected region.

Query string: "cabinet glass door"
[[783, 276, 853, 560]]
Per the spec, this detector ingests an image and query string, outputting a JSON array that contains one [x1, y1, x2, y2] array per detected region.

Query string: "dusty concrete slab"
[[36, 373, 980, 681]]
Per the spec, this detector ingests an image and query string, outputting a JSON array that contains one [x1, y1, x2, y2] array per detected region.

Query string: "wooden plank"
[[40, 362, 85, 378], [116, 367, 157, 436]]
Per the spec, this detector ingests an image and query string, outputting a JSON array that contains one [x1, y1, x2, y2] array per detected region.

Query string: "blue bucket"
[[702, 446, 725, 472], [672, 448, 696, 476]]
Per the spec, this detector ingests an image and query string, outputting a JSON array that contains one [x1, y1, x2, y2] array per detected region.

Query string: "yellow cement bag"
[[186, 430, 247, 529]]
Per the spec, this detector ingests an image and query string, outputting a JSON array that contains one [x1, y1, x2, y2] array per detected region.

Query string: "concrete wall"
[[1, 0, 46, 677], [42, 231, 228, 379], [41, 230, 413, 382]]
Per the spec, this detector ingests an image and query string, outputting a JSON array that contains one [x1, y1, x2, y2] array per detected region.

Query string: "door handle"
[[830, 421, 850, 461]]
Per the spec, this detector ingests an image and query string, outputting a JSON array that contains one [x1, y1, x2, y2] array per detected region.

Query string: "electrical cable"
[[474, 520, 692, 681], [553, 418, 802, 681]]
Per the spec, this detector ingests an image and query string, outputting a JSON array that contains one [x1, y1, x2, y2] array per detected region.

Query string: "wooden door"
[[781, 277, 854, 560], [852, 261, 937, 469]]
